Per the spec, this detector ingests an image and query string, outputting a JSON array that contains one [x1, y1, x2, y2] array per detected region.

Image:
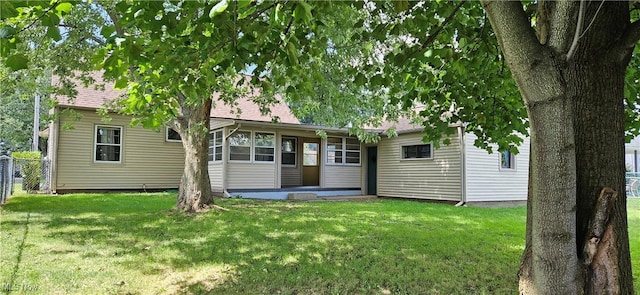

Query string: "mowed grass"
[[0, 193, 638, 295]]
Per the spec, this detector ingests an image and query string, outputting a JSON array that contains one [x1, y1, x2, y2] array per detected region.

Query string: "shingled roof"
[[52, 73, 300, 124]]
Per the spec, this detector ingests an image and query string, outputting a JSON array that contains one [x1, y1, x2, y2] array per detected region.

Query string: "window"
[[326, 137, 343, 164], [208, 129, 223, 162], [303, 143, 318, 166], [227, 131, 275, 162], [166, 127, 181, 142], [282, 137, 297, 166], [501, 150, 515, 169], [254, 132, 275, 162], [402, 144, 432, 159], [327, 137, 360, 165], [95, 125, 122, 162], [345, 138, 361, 164], [229, 131, 251, 161]]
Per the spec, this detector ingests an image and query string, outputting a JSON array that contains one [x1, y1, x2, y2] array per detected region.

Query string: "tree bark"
[[482, 1, 635, 294], [569, 6, 634, 289], [174, 97, 215, 213]]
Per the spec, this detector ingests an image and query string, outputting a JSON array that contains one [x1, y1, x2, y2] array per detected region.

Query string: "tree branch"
[[15, 0, 61, 35], [480, 1, 542, 70], [618, 19, 640, 52], [565, 0, 585, 61], [106, 7, 124, 35], [57, 24, 107, 46], [407, 0, 465, 59], [244, 1, 282, 22]]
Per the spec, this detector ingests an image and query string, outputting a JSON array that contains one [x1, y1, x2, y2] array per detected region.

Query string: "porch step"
[[287, 192, 317, 200]]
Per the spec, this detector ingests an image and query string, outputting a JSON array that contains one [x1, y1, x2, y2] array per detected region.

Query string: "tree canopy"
[[2, 1, 639, 293]]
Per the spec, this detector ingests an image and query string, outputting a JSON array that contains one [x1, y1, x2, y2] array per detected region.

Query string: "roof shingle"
[[52, 73, 299, 124]]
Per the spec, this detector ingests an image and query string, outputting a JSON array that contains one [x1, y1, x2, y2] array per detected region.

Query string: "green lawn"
[[0, 193, 638, 294]]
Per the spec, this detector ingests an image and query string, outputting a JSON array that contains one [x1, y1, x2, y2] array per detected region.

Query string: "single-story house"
[[47, 75, 530, 203], [625, 136, 640, 173]]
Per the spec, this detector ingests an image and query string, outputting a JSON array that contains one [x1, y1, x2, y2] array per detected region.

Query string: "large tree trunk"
[[174, 96, 215, 213], [571, 22, 634, 293], [482, 1, 636, 294], [523, 58, 581, 294]]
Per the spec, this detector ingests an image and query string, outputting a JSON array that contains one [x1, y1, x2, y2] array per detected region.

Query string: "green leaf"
[[55, 2, 73, 14], [209, 0, 229, 19], [46, 26, 62, 41], [0, 2, 18, 19], [238, 6, 256, 20], [41, 13, 60, 27], [0, 26, 16, 39], [100, 25, 115, 39], [293, 1, 312, 24], [0, 38, 17, 57], [271, 3, 284, 25], [5, 54, 28, 71], [286, 42, 298, 65], [238, 0, 252, 9], [115, 77, 128, 89], [393, 1, 409, 12]]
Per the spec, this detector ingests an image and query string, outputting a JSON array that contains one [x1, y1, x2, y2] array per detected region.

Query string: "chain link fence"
[[0, 155, 14, 204], [626, 172, 640, 198], [12, 157, 51, 195]]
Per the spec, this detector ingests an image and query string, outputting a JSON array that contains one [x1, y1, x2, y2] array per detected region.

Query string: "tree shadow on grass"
[[3, 194, 527, 294]]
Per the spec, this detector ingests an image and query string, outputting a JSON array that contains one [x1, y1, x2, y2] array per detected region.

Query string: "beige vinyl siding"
[[227, 162, 276, 189], [55, 109, 184, 190], [377, 132, 462, 201], [210, 119, 234, 130], [464, 133, 529, 201], [281, 166, 301, 186], [323, 166, 361, 188], [208, 162, 223, 193]]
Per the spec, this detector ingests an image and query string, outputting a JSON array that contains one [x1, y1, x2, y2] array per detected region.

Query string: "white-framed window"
[[345, 138, 360, 164], [281, 137, 297, 166], [94, 125, 122, 163], [208, 129, 223, 162], [229, 130, 251, 161], [402, 144, 432, 159], [254, 132, 275, 162], [166, 127, 181, 142], [227, 131, 276, 163], [500, 150, 515, 170], [327, 137, 343, 164], [326, 137, 360, 165]]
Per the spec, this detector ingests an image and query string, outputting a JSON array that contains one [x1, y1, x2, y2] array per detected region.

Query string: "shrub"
[[12, 151, 41, 193]]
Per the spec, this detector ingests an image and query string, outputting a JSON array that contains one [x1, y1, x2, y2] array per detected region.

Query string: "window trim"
[[303, 142, 319, 166], [228, 130, 252, 162], [344, 137, 361, 165], [325, 137, 361, 166], [208, 129, 224, 162], [400, 143, 433, 160], [499, 150, 516, 171], [281, 136, 297, 167], [94, 124, 123, 164], [254, 131, 276, 163], [166, 127, 182, 142], [227, 130, 276, 164]]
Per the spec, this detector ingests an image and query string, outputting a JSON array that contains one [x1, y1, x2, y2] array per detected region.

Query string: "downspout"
[[222, 125, 234, 198], [455, 125, 466, 207], [222, 123, 241, 197], [48, 107, 59, 194]]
